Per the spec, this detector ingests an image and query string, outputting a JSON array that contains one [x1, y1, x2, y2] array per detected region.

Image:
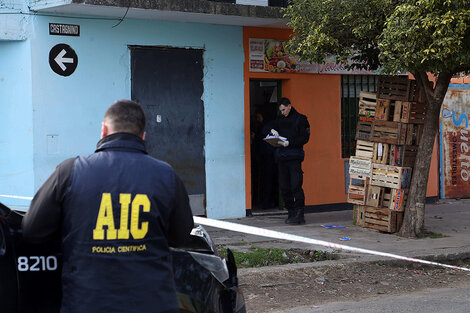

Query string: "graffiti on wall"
[[440, 87, 470, 199]]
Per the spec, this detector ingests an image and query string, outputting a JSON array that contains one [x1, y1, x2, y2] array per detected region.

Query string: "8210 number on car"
[[17, 256, 58, 271]]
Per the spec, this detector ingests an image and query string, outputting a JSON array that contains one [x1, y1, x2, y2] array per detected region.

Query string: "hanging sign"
[[249, 38, 379, 75], [49, 44, 78, 77]]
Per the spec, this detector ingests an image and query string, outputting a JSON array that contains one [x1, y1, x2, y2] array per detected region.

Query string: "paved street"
[[274, 281, 470, 313]]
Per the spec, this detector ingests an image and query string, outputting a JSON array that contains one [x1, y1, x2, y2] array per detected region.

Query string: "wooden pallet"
[[359, 91, 377, 121], [373, 142, 389, 164], [405, 123, 423, 146], [363, 206, 404, 233], [353, 205, 365, 227], [356, 121, 373, 141], [371, 163, 412, 189], [366, 185, 384, 207], [394, 101, 426, 124], [347, 177, 368, 205], [389, 145, 418, 167], [349, 156, 372, 179], [355, 140, 374, 159], [371, 121, 407, 145], [375, 98, 391, 121], [377, 76, 418, 102]]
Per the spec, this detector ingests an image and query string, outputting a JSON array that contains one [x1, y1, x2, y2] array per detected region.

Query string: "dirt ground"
[[238, 258, 470, 313]]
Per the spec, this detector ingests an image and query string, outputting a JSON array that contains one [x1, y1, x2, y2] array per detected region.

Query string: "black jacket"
[[22, 132, 194, 313], [268, 107, 310, 161]]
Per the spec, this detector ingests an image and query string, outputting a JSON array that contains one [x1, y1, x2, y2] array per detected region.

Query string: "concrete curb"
[[238, 251, 470, 276]]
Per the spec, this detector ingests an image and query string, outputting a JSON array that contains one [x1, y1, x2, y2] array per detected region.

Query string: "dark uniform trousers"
[[278, 159, 305, 210]]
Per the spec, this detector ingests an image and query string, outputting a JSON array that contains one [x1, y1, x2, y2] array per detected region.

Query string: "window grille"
[[341, 75, 378, 158]]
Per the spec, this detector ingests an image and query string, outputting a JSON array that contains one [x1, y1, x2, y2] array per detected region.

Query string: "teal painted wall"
[[1, 15, 245, 218], [0, 40, 34, 207]]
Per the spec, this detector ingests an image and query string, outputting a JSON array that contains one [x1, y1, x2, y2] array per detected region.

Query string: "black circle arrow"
[[49, 44, 78, 77]]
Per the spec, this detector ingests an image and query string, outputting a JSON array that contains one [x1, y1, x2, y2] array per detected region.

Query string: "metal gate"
[[130, 46, 206, 215]]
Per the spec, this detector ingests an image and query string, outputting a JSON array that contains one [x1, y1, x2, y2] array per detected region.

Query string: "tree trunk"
[[398, 72, 452, 238]]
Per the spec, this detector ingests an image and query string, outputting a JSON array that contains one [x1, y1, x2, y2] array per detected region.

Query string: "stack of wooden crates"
[[349, 76, 426, 233]]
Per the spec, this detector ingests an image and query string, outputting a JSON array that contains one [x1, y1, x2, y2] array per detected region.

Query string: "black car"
[[0, 202, 245, 313]]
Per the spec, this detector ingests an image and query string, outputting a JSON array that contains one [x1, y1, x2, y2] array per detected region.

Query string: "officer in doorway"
[[22, 99, 194, 313], [268, 97, 310, 225]]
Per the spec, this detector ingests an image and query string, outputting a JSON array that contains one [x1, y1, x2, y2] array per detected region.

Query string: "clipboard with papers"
[[263, 135, 288, 147]]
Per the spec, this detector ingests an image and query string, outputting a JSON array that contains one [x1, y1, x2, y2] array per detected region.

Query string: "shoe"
[[286, 208, 305, 225], [285, 208, 294, 224]]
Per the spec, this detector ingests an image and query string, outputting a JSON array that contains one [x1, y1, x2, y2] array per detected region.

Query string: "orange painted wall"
[[244, 27, 439, 210], [244, 27, 347, 209]]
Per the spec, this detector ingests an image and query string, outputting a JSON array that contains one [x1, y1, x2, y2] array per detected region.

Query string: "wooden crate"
[[363, 206, 404, 233], [394, 101, 426, 124], [389, 145, 418, 167], [371, 121, 407, 145], [375, 99, 391, 121], [347, 177, 368, 205], [366, 185, 384, 207], [389, 189, 408, 212], [393, 101, 406, 122], [356, 121, 373, 141], [371, 163, 412, 189], [382, 188, 391, 208], [373, 142, 389, 164], [353, 205, 365, 227], [377, 76, 418, 102], [355, 140, 374, 159], [405, 123, 423, 146], [359, 91, 377, 121], [349, 156, 372, 179]]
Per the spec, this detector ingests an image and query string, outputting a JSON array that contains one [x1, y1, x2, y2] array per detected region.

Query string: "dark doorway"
[[130, 46, 206, 215], [250, 80, 282, 211]]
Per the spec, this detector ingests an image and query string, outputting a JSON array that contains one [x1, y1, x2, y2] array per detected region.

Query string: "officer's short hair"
[[104, 100, 146, 136], [279, 97, 291, 106]]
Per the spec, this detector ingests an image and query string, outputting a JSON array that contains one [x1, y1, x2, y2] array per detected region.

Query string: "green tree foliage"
[[285, 0, 469, 74], [380, 0, 470, 74], [284, 0, 470, 237]]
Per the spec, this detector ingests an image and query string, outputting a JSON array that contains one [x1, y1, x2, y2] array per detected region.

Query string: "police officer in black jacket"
[[268, 97, 310, 225], [22, 100, 194, 313]]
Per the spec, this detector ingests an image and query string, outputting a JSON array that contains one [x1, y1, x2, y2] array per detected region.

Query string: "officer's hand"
[[270, 129, 279, 137], [278, 140, 289, 147]]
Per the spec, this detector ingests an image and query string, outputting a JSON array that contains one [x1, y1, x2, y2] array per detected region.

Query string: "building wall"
[[243, 26, 439, 209], [0, 40, 34, 207], [1, 16, 246, 218], [0, 0, 30, 40]]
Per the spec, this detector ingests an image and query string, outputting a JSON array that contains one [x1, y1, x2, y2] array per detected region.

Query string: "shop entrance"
[[250, 79, 282, 211]]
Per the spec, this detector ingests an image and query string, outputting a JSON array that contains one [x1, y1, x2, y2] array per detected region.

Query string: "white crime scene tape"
[[194, 216, 470, 272], [0, 195, 34, 200], [2, 195, 468, 272]]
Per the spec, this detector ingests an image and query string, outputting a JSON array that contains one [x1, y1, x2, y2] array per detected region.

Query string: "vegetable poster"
[[249, 38, 378, 75]]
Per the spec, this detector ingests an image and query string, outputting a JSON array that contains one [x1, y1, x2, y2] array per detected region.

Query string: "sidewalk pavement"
[[204, 199, 470, 270]]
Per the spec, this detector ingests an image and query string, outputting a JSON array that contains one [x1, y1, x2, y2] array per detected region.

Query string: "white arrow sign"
[[54, 49, 74, 71]]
